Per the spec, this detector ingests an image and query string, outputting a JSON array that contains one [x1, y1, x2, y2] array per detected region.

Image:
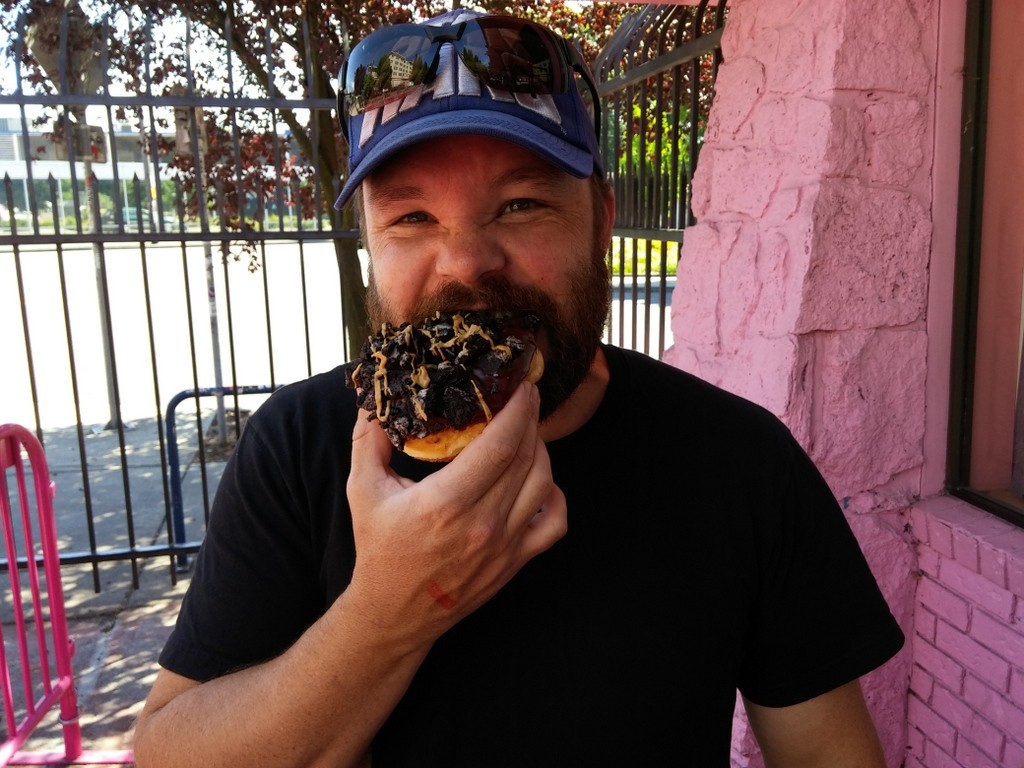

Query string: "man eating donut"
[[135, 10, 903, 768]]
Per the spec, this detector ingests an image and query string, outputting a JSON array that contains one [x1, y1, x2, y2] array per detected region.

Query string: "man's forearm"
[[133, 590, 432, 768]]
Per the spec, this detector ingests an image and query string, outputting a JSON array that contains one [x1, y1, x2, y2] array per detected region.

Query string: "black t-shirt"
[[161, 345, 904, 766]]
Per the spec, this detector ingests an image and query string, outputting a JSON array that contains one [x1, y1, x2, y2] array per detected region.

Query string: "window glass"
[[950, 0, 1024, 526]]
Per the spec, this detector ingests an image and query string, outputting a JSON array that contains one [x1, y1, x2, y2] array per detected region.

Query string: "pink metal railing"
[[0, 423, 133, 766]]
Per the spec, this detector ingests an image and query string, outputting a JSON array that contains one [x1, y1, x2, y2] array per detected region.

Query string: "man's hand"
[[345, 379, 568, 648], [134, 380, 566, 768]]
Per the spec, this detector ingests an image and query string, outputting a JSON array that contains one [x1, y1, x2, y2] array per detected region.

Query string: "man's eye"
[[503, 199, 537, 214], [397, 211, 429, 224]]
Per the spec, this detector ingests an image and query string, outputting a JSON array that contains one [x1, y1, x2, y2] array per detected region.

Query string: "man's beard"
[[365, 247, 611, 420]]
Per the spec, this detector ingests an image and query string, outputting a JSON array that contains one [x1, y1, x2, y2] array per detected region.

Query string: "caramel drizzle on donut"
[[371, 350, 392, 422], [406, 314, 512, 424], [470, 380, 494, 423], [360, 312, 521, 431], [425, 314, 512, 359]]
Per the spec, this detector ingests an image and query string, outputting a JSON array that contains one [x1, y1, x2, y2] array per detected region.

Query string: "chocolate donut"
[[345, 310, 544, 461]]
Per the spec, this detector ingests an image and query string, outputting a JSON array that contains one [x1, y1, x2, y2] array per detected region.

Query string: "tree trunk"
[[335, 236, 369, 360]]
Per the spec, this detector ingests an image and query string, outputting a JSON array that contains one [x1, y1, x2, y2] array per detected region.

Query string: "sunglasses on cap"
[[337, 15, 601, 142]]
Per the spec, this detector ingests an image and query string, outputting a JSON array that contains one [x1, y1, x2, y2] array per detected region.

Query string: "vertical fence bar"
[[219, 233, 241, 425], [93, 182, 142, 587], [6, 178, 43, 439], [137, 221, 177, 584], [298, 239, 314, 379], [50, 178, 101, 592]]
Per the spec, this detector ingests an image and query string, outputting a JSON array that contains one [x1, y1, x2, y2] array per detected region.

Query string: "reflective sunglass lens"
[[340, 17, 598, 138], [345, 32, 436, 116], [468, 22, 564, 95]]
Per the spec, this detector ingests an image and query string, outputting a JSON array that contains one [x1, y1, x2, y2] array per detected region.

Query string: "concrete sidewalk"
[[17, 551, 191, 760]]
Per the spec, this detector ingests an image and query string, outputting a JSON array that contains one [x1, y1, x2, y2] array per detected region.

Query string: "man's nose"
[[434, 227, 506, 285]]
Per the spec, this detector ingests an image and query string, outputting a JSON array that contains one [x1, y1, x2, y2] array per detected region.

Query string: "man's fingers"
[[503, 431, 554, 527], [437, 381, 540, 507], [348, 414, 405, 503], [351, 412, 393, 463], [350, 381, 546, 537], [523, 481, 568, 555]]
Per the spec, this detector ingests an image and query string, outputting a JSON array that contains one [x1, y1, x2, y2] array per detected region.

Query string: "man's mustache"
[[407, 278, 559, 326]]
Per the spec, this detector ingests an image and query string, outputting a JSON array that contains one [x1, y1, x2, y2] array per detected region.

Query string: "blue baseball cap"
[[334, 10, 604, 210]]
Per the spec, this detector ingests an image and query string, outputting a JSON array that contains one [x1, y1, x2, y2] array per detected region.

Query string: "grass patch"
[[609, 237, 680, 277]]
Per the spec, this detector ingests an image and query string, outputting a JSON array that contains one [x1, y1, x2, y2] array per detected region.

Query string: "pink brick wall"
[[907, 497, 1024, 768]]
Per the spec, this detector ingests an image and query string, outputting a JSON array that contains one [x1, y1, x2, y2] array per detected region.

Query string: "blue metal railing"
[[164, 385, 281, 570]]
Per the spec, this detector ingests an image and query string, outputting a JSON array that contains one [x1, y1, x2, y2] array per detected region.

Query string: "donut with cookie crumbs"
[[344, 310, 544, 461]]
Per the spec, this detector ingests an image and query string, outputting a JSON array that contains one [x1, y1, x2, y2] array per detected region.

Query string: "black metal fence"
[[596, 1, 726, 359], [0, 2, 724, 591]]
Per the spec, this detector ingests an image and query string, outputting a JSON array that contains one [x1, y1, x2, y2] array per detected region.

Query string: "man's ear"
[[601, 186, 616, 250]]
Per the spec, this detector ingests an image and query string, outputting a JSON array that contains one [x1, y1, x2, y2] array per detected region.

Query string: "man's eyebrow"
[[366, 184, 427, 207], [367, 164, 570, 207], [492, 165, 571, 192]]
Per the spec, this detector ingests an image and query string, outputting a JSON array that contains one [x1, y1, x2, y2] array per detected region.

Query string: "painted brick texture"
[[909, 499, 1024, 767]]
